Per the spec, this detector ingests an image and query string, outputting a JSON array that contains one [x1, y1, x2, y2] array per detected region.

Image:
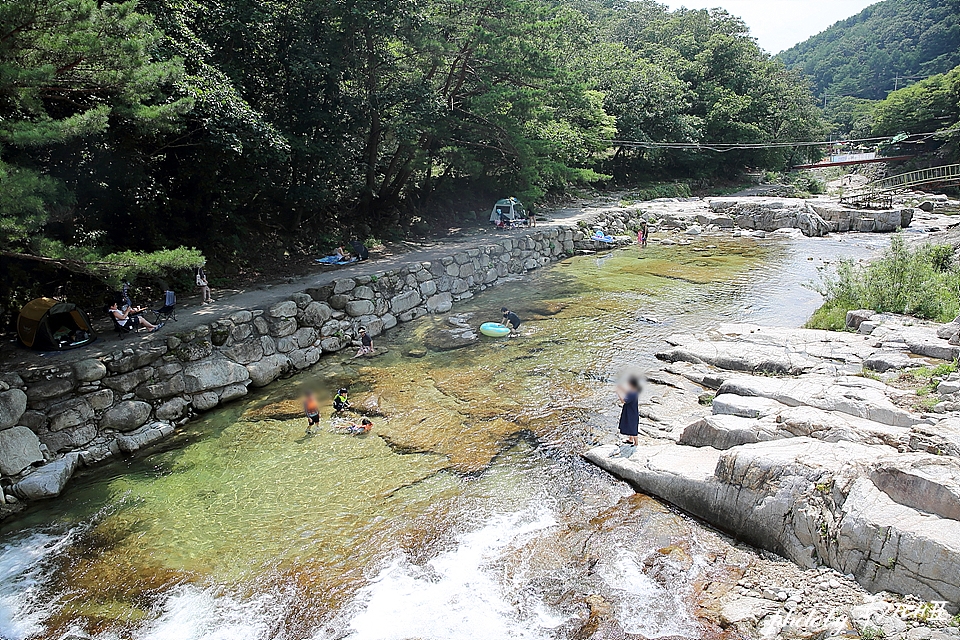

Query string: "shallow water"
[[0, 234, 885, 640]]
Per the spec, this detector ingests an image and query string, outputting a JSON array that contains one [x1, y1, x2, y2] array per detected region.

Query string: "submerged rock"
[[423, 328, 479, 351]]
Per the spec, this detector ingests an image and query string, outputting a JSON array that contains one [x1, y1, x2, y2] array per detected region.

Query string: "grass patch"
[[806, 300, 852, 331], [620, 182, 691, 206], [806, 234, 960, 330]]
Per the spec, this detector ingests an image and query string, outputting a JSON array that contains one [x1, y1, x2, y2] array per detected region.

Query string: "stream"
[[0, 233, 886, 640]]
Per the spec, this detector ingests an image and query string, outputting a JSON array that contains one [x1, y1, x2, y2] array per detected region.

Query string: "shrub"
[[807, 234, 960, 329]]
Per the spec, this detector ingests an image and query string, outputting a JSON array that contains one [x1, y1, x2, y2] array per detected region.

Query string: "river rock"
[[156, 397, 189, 421], [25, 377, 74, 402], [391, 290, 421, 314], [117, 422, 175, 454], [346, 299, 375, 317], [426, 293, 453, 314], [423, 328, 479, 351], [0, 426, 44, 475], [100, 400, 151, 432], [711, 394, 786, 419], [333, 278, 356, 294], [47, 399, 94, 432], [11, 453, 81, 501], [182, 359, 250, 393], [680, 414, 778, 449], [863, 351, 916, 373], [246, 354, 291, 387], [657, 341, 817, 375], [908, 418, 960, 457], [300, 301, 333, 327], [0, 389, 28, 429], [717, 374, 920, 428], [40, 423, 97, 453], [73, 359, 107, 382], [268, 300, 297, 318], [845, 309, 875, 331], [585, 438, 960, 605]]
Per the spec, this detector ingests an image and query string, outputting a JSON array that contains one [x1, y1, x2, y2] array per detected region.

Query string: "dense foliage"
[[808, 235, 960, 331], [779, 0, 960, 101], [0, 0, 824, 323]]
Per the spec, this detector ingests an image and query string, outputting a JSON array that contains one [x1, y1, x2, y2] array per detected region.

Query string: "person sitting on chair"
[[109, 302, 162, 333]]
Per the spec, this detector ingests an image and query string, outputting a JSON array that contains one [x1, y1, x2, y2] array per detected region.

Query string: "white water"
[[324, 510, 562, 640]]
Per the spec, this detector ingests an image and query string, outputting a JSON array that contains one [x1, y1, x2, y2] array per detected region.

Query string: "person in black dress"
[[617, 377, 641, 447]]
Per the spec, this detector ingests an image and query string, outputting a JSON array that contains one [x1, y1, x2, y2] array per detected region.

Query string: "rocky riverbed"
[[585, 311, 960, 637]]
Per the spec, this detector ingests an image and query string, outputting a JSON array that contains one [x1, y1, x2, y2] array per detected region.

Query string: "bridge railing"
[[840, 164, 960, 207]]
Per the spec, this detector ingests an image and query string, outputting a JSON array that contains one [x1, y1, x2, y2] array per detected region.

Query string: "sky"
[[663, 0, 880, 53]]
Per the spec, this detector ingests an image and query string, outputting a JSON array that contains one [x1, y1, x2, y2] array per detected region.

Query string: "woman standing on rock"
[[617, 377, 641, 448]]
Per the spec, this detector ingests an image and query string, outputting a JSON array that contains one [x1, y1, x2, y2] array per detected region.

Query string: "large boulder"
[[300, 301, 333, 327], [182, 359, 250, 393], [717, 374, 920, 428], [426, 293, 453, 314], [73, 359, 107, 382], [391, 290, 422, 314], [0, 426, 44, 475], [0, 388, 28, 429], [656, 341, 817, 375], [245, 354, 291, 387], [117, 422, 175, 454], [11, 453, 81, 500], [99, 400, 151, 432], [585, 439, 960, 605]]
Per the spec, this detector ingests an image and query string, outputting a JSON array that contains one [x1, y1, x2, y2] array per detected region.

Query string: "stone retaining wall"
[[0, 222, 642, 506]]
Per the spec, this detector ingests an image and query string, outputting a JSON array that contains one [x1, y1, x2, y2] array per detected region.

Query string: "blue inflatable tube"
[[480, 322, 511, 337]]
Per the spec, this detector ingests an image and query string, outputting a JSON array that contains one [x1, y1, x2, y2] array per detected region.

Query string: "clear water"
[[0, 234, 884, 640]]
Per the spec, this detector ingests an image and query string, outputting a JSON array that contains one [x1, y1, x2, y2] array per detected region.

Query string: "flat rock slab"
[[11, 453, 81, 500], [585, 438, 960, 605], [718, 374, 920, 428]]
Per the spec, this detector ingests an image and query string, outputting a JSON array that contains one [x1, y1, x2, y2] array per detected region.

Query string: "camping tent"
[[17, 298, 96, 351], [489, 197, 526, 223]]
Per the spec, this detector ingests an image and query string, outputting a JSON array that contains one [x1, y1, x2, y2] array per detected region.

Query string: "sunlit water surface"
[[0, 234, 884, 640]]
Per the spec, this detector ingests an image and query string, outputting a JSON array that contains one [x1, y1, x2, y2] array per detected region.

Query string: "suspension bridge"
[[840, 164, 960, 208]]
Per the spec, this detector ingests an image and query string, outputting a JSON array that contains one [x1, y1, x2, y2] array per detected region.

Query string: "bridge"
[[840, 164, 960, 208]]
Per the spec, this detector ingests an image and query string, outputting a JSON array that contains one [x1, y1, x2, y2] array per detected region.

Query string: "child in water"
[[332, 417, 373, 436], [333, 388, 350, 414], [304, 392, 321, 435]]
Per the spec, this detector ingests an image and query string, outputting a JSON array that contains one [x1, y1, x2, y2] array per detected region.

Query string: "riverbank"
[[585, 312, 960, 636], [1, 194, 955, 513], [1, 201, 957, 640]]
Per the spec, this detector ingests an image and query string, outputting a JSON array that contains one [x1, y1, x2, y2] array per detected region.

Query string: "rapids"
[[0, 234, 884, 640]]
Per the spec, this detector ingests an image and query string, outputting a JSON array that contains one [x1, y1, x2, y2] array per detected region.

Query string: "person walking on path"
[[196, 267, 212, 303], [616, 377, 641, 448]]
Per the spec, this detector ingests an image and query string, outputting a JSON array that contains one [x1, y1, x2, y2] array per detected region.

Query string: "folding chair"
[[152, 290, 177, 323], [107, 308, 135, 339]]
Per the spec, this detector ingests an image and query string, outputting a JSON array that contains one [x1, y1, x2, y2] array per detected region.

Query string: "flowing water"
[[0, 234, 886, 640]]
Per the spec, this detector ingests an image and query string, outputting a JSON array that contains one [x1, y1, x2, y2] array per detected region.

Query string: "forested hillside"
[[779, 0, 960, 100], [0, 0, 822, 317]]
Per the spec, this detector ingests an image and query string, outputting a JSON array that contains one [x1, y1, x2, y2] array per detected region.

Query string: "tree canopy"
[[779, 0, 960, 101], [1, 0, 825, 322]]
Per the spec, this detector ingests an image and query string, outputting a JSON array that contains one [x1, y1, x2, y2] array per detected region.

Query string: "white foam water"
[[597, 552, 702, 639], [0, 527, 288, 640], [0, 530, 72, 640], [322, 509, 563, 640]]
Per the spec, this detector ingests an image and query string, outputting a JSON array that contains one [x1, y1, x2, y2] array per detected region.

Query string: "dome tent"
[[17, 298, 96, 351], [489, 197, 526, 223]]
